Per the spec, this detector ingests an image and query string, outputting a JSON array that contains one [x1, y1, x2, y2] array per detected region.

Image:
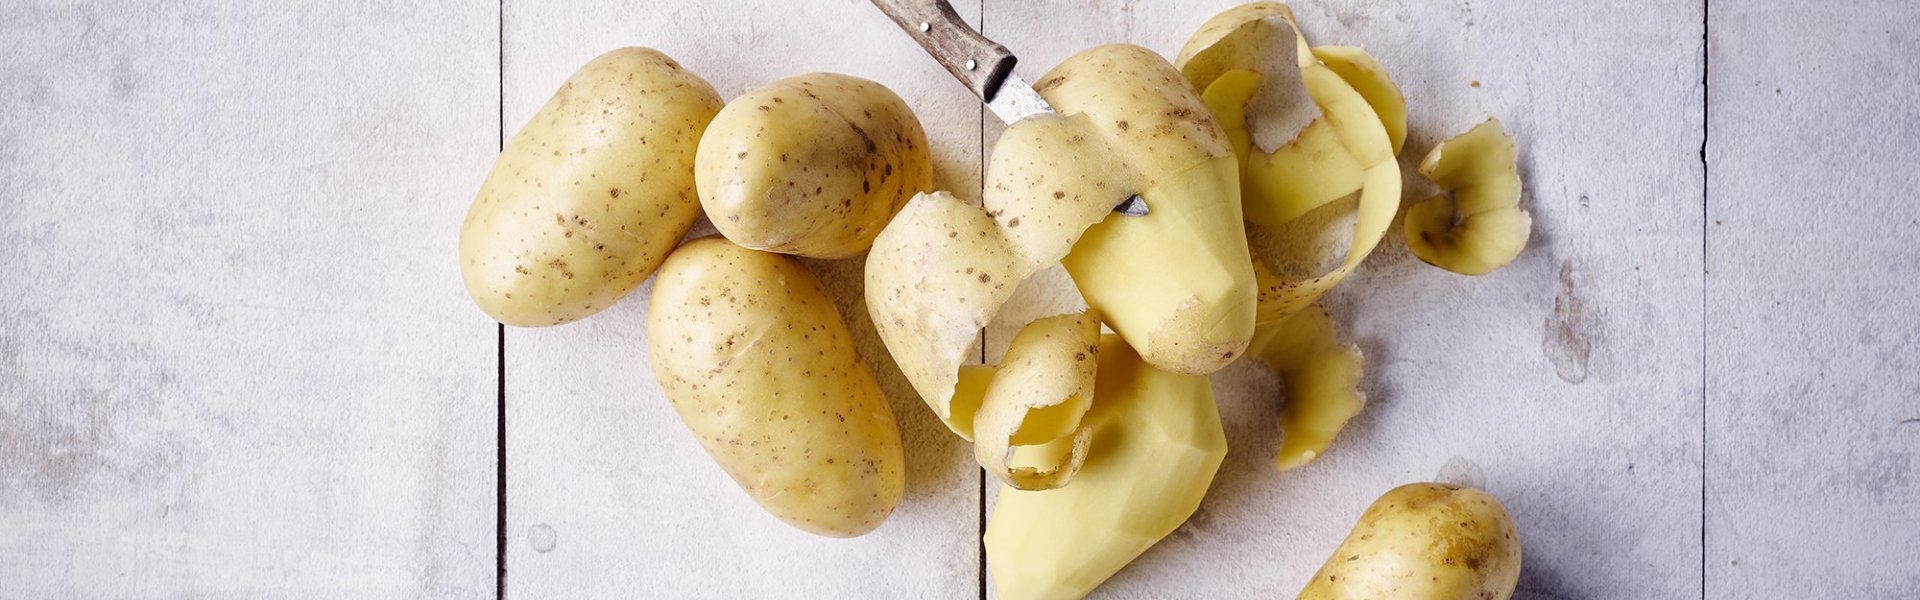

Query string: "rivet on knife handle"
[[868, 0, 1015, 102]]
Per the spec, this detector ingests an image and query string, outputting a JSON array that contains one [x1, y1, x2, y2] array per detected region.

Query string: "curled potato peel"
[[965, 312, 1101, 490], [866, 112, 1122, 426], [1248, 304, 1365, 471], [1312, 47, 1407, 155], [1038, 44, 1258, 376], [985, 335, 1228, 600], [869, 44, 1256, 489], [1177, 2, 1405, 326], [866, 115, 1120, 489], [1406, 119, 1531, 275]]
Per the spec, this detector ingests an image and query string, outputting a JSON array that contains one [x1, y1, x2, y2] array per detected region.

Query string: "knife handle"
[[869, 0, 1016, 102]]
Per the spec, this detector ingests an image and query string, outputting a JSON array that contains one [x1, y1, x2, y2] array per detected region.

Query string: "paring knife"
[[868, 0, 1149, 216]]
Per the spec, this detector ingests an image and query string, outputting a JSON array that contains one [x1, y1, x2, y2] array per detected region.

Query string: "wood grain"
[[3, 0, 1918, 598], [1707, 1, 1920, 596], [0, 1, 499, 596]]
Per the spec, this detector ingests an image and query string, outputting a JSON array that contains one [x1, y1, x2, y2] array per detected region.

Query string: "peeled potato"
[[985, 335, 1228, 600], [647, 237, 905, 537], [1300, 483, 1523, 600], [865, 44, 1256, 491], [461, 48, 721, 326], [1041, 44, 1259, 376], [696, 73, 932, 259]]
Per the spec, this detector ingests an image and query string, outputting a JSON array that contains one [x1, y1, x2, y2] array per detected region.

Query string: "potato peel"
[[870, 44, 1259, 489], [1248, 304, 1365, 471], [984, 335, 1228, 600], [968, 312, 1102, 490], [867, 112, 1124, 422], [866, 191, 1034, 426], [1178, 2, 1405, 327], [1039, 44, 1258, 376], [1405, 119, 1531, 275], [1312, 46, 1407, 155]]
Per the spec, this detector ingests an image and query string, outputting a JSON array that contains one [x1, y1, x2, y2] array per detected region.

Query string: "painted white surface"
[[0, 1, 499, 597], [1706, 1, 1920, 597], [3, 0, 1918, 598]]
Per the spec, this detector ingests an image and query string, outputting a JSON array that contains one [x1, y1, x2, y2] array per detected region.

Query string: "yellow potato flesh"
[[1299, 483, 1523, 600], [1406, 119, 1531, 276], [648, 237, 905, 538], [967, 312, 1102, 490], [1177, 3, 1405, 327], [1039, 44, 1258, 376], [1060, 156, 1257, 374], [696, 73, 932, 259], [985, 336, 1228, 600], [1311, 47, 1407, 155], [866, 185, 1105, 490], [868, 44, 1256, 488], [461, 48, 721, 326], [1249, 305, 1365, 471]]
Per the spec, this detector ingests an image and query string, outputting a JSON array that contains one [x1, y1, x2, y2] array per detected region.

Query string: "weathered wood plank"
[[0, 2, 500, 596], [1707, 1, 1920, 596]]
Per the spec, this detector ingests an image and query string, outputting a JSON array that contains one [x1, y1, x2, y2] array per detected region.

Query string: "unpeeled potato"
[[647, 237, 905, 537], [1299, 483, 1523, 600], [461, 48, 721, 326], [696, 73, 932, 259]]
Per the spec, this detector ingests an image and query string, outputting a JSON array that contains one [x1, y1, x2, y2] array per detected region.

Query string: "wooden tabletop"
[[2, 0, 1915, 598]]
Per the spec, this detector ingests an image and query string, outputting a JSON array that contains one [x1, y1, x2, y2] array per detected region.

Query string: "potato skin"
[[646, 237, 906, 537], [1300, 483, 1523, 600], [460, 47, 721, 326], [1037, 44, 1258, 376], [696, 73, 932, 259]]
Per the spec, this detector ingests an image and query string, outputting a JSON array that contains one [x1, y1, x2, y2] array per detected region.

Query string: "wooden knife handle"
[[868, 0, 1016, 101]]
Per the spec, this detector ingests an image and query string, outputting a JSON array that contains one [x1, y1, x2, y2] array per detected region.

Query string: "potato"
[[984, 335, 1228, 600], [864, 44, 1255, 490], [646, 237, 905, 537], [964, 311, 1102, 490], [460, 48, 721, 326], [697, 73, 932, 259], [1299, 483, 1523, 600], [1040, 44, 1259, 376]]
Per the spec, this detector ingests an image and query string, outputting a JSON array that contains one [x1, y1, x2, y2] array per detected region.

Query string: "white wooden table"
[[3, 1, 1916, 598]]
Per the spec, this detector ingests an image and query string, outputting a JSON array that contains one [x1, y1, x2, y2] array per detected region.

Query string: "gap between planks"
[[1698, 0, 1711, 598]]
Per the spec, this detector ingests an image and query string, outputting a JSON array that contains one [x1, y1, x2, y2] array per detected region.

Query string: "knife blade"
[[869, 0, 1147, 216]]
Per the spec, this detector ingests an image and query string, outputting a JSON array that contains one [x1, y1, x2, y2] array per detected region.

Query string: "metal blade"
[[983, 74, 1147, 216], [983, 73, 1054, 124]]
